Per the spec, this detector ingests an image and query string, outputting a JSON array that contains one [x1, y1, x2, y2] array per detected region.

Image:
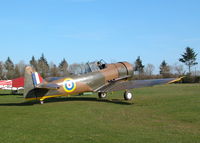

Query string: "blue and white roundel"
[[63, 78, 76, 92]]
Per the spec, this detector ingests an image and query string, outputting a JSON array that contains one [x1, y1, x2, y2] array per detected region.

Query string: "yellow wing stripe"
[[25, 94, 68, 101], [168, 77, 184, 84]]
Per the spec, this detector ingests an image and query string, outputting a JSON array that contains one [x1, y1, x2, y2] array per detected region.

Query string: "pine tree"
[[4, 57, 15, 79], [38, 54, 49, 78], [179, 47, 198, 74], [59, 58, 69, 76], [134, 56, 144, 75], [30, 56, 38, 71], [160, 60, 170, 78]]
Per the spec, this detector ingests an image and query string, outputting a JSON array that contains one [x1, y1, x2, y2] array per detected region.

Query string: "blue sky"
[[0, 0, 199, 72]]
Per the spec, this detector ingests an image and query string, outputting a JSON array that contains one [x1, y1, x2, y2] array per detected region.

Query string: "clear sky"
[[0, 0, 199, 73]]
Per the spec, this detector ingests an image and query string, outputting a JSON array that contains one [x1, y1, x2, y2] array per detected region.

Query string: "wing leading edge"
[[99, 77, 183, 92]]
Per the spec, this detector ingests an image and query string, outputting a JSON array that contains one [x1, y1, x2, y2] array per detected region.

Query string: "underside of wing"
[[99, 77, 183, 92]]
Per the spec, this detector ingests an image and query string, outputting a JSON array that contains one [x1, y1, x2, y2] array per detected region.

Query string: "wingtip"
[[168, 76, 184, 84]]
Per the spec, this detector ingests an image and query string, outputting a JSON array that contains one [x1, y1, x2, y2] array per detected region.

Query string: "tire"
[[124, 90, 133, 100], [98, 92, 107, 99], [12, 90, 18, 94]]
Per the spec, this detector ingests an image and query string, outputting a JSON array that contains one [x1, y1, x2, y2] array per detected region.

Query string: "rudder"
[[24, 66, 43, 98]]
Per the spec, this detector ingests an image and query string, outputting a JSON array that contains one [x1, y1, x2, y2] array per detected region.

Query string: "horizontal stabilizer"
[[37, 83, 60, 90], [45, 77, 63, 82]]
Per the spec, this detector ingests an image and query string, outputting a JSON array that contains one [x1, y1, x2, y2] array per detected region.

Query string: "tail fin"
[[32, 72, 43, 86], [24, 66, 43, 98]]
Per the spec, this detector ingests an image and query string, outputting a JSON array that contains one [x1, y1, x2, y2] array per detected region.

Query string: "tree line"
[[0, 47, 198, 82], [0, 54, 69, 79], [133, 47, 198, 76]]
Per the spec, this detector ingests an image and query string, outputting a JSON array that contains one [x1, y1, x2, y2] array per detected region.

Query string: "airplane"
[[0, 77, 24, 94], [0, 80, 12, 90], [24, 60, 182, 104]]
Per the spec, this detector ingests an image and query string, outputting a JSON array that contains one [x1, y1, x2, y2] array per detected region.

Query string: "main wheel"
[[98, 92, 107, 99], [124, 90, 133, 100]]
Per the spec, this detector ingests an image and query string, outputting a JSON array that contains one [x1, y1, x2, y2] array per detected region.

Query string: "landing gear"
[[98, 92, 107, 99], [124, 90, 133, 100], [40, 99, 44, 104]]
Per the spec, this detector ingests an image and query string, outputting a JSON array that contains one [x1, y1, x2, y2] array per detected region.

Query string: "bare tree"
[[173, 63, 185, 76], [13, 65, 21, 78], [144, 64, 155, 76], [49, 62, 59, 77], [17, 60, 26, 76]]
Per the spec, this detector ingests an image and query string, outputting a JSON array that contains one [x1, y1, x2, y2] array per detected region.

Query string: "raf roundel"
[[63, 78, 76, 93]]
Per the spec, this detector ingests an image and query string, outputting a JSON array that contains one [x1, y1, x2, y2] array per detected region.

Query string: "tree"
[[30, 56, 38, 71], [0, 61, 4, 79], [49, 62, 59, 77], [160, 60, 171, 78], [13, 65, 21, 78], [144, 64, 155, 76], [179, 47, 198, 74], [58, 58, 69, 76], [17, 60, 26, 76], [4, 57, 14, 79], [173, 63, 185, 76], [134, 56, 144, 75], [38, 54, 49, 78]]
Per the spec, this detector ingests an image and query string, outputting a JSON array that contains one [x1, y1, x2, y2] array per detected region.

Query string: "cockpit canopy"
[[85, 59, 107, 73], [67, 60, 107, 75]]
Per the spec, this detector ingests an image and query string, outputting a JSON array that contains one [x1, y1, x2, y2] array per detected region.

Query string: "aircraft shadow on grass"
[[0, 93, 23, 96], [0, 97, 134, 106]]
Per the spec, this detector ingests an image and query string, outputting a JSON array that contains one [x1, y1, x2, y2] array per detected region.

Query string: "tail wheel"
[[124, 90, 133, 100], [98, 92, 107, 99]]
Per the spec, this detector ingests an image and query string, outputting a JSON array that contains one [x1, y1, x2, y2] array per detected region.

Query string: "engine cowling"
[[115, 62, 133, 78]]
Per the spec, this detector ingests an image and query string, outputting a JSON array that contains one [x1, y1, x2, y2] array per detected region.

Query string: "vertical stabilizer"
[[24, 66, 43, 98], [32, 72, 43, 86]]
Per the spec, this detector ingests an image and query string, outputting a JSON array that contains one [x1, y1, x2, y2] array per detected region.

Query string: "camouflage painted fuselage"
[[25, 62, 133, 100]]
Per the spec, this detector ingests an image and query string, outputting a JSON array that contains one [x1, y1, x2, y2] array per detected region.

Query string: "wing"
[[98, 77, 183, 92]]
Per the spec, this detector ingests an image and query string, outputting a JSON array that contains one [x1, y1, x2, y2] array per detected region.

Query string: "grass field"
[[0, 84, 200, 143]]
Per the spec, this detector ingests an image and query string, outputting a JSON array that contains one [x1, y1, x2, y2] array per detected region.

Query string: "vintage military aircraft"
[[24, 60, 182, 104]]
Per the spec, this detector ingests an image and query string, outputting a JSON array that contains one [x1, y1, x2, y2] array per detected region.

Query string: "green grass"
[[0, 84, 200, 143]]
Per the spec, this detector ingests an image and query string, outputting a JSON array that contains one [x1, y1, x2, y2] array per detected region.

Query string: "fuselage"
[[25, 62, 133, 100]]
